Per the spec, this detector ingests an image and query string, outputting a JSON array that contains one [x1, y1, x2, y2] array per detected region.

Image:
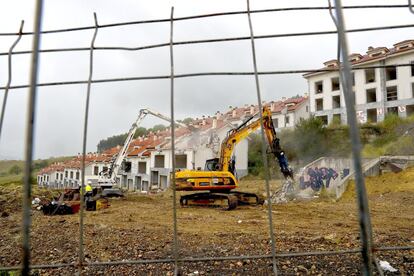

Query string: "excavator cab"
[[204, 158, 220, 171]]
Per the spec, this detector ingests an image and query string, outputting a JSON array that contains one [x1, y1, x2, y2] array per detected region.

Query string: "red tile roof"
[[304, 39, 414, 78]]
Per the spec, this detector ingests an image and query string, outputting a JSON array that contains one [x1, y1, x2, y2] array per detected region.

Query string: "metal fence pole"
[[169, 6, 180, 276], [78, 12, 99, 275], [0, 20, 24, 141], [246, 0, 278, 275], [22, 1, 43, 275], [409, 0, 414, 14], [333, 1, 374, 274]]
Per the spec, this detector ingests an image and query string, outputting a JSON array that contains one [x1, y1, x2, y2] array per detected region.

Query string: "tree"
[[8, 165, 22, 175], [97, 133, 128, 153], [133, 127, 148, 138], [149, 124, 167, 132], [181, 117, 194, 125]]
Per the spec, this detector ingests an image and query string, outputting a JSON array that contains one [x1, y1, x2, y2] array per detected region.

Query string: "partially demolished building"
[[38, 96, 309, 191]]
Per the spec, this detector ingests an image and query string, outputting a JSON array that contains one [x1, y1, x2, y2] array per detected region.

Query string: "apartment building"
[[304, 39, 414, 124]]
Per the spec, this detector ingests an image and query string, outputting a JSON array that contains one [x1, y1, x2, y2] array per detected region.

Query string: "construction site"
[[1, 1, 414, 275]]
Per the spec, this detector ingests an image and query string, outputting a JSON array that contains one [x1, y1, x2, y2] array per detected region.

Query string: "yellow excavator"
[[175, 106, 294, 210]]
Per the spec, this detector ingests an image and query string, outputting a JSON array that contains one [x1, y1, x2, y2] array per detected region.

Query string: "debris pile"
[[267, 179, 295, 204]]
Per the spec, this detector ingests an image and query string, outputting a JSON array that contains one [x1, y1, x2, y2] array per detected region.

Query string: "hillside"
[[0, 157, 72, 186]]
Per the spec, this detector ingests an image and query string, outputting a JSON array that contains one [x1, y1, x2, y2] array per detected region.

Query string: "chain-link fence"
[[1, 1, 414, 275]]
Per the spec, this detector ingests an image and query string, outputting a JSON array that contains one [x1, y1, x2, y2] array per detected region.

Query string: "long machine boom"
[[101, 108, 191, 186]]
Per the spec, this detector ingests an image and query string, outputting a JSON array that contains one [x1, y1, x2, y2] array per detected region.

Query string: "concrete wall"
[[298, 157, 354, 197], [297, 157, 388, 199]]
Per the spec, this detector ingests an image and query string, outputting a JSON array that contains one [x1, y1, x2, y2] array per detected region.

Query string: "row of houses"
[[37, 96, 309, 191]]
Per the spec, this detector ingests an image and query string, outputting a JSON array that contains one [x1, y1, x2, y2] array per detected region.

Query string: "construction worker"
[[85, 181, 93, 198]]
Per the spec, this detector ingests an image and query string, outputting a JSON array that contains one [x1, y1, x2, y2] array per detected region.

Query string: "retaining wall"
[[297, 157, 379, 199]]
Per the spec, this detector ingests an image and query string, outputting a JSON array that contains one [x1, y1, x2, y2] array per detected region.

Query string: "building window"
[[332, 95, 341, 108], [65, 171, 68, 178], [123, 161, 131, 173], [412, 83, 414, 98], [317, 115, 328, 125], [351, 72, 355, 86], [315, 81, 323, 94], [407, 105, 414, 117], [70, 171, 73, 179], [387, 106, 398, 115], [272, 118, 279, 128], [138, 162, 146, 174], [411, 61, 414, 77], [154, 155, 165, 168], [94, 166, 99, 176], [285, 116, 290, 125], [316, 98, 323, 111], [56, 173, 59, 179], [332, 114, 341, 124], [366, 88, 377, 103], [365, 68, 376, 83], [386, 86, 398, 101], [76, 172, 80, 180], [60, 173, 63, 180], [175, 155, 187, 169], [306, 106, 309, 112], [331, 77, 340, 91], [385, 66, 397, 81], [367, 108, 377, 123], [102, 166, 108, 173]]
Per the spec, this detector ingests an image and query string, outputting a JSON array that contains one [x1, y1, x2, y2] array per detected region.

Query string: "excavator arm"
[[219, 106, 293, 179]]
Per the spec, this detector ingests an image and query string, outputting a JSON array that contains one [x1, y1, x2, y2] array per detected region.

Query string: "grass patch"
[[341, 166, 414, 202]]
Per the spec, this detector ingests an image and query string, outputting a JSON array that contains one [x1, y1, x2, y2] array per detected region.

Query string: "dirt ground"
[[0, 168, 413, 275]]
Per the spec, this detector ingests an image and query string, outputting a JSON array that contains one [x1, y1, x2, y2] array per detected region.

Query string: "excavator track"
[[230, 191, 264, 205], [180, 192, 238, 210]]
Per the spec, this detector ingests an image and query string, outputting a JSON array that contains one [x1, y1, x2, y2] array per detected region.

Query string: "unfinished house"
[[121, 134, 164, 192], [37, 163, 64, 189], [305, 39, 414, 124], [268, 96, 309, 129], [148, 126, 192, 190], [147, 115, 250, 190]]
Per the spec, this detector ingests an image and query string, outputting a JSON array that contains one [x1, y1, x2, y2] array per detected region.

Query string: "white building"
[[38, 154, 112, 190], [304, 39, 414, 124], [268, 97, 309, 130]]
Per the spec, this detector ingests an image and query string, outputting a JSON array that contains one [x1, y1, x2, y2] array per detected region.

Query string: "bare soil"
[[0, 168, 413, 275]]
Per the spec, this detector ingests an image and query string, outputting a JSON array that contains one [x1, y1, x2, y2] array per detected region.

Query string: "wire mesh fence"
[[0, 1, 414, 275]]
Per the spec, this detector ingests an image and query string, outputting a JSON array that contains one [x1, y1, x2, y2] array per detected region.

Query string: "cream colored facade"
[[305, 41, 414, 124]]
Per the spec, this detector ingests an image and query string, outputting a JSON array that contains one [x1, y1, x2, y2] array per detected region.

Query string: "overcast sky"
[[0, 0, 412, 159]]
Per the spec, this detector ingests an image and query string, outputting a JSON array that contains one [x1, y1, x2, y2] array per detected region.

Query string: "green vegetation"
[[97, 124, 171, 153], [361, 114, 414, 157], [247, 114, 414, 178], [0, 157, 71, 186]]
